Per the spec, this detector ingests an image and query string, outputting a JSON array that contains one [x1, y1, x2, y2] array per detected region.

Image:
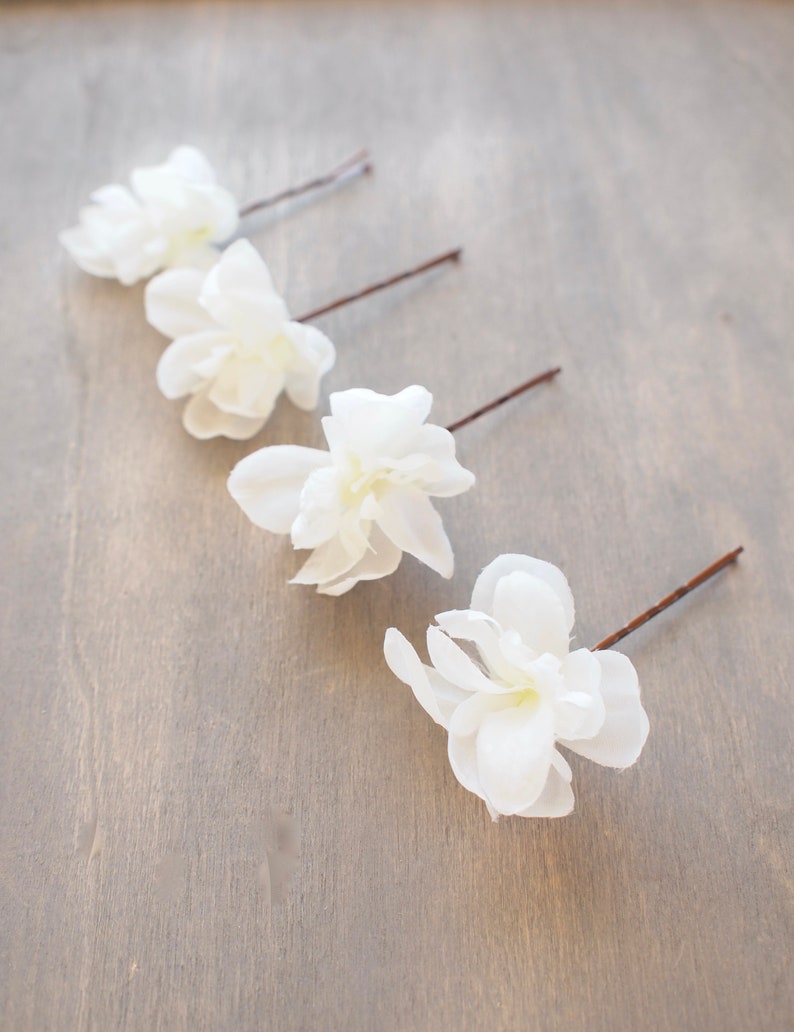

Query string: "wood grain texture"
[[1, 2, 792, 1029]]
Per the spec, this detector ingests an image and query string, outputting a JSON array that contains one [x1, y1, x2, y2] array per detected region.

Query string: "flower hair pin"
[[146, 243, 461, 440], [59, 146, 371, 285], [228, 368, 561, 595], [384, 546, 742, 819]]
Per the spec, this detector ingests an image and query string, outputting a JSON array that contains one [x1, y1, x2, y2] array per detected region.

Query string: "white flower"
[[59, 146, 239, 284], [146, 239, 335, 440], [228, 385, 476, 594], [384, 554, 649, 819]]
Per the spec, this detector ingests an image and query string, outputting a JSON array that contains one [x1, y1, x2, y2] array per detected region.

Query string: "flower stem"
[[294, 247, 462, 323], [445, 367, 562, 433], [238, 148, 372, 217], [591, 546, 744, 651]]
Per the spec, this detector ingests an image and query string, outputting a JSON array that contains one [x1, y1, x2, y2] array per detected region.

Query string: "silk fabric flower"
[[228, 385, 476, 594], [384, 554, 649, 818], [59, 146, 239, 284], [146, 239, 335, 440]]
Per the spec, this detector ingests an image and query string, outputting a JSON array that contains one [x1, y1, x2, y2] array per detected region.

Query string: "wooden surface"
[[1, 2, 792, 1029]]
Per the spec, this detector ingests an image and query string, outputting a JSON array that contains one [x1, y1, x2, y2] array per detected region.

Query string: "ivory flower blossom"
[[384, 554, 649, 819], [228, 385, 475, 594], [146, 239, 335, 440], [59, 146, 239, 284]]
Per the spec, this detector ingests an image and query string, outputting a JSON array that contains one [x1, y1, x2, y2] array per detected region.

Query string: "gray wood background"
[[1, 2, 792, 1029]]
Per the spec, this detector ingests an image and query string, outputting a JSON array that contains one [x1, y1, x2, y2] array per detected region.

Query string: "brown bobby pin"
[[445, 367, 562, 433], [238, 148, 372, 218], [592, 547, 744, 651], [295, 247, 462, 323]]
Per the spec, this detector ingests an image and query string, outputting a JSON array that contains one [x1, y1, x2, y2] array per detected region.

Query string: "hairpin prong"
[[238, 148, 372, 217], [294, 248, 462, 323], [445, 366, 561, 433], [591, 546, 744, 651]]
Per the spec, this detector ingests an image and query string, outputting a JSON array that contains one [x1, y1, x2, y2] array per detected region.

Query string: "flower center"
[[340, 455, 383, 508], [513, 675, 541, 708], [186, 225, 212, 244], [168, 225, 214, 262], [232, 332, 294, 367]]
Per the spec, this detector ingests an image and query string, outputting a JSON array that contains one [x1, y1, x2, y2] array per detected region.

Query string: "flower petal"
[[448, 688, 519, 737], [300, 525, 402, 595], [383, 628, 467, 729], [329, 384, 432, 423], [290, 467, 343, 550], [497, 629, 545, 679], [434, 608, 518, 683], [206, 354, 285, 419], [156, 331, 232, 399], [406, 424, 476, 497], [447, 699, 513, 806], [62, 201, 161, 284], [181, 390, 264, 440], [492, 571, 571, 658], [471, 554, 575, 633], [200, 239, 288, 333], [89, 184, 139, 210], [282, 322, 336, 410], [448, 730, 490, 806], [130, 166, 184, 208], [476, 699, 556, 815], [516, 750, 575, 818], [321, 525, 403, 595], [426, 626, 507, 695], [228, 445, 331, 533], [145, 267, 216, 338], [375, 486, 454, 578], [384, 628, 444, 725], [559, 650, 649, 768], [58, 225, 115, 278], [165, 145, 217, 184], [555, 648, 606, 741], [290, 528, 369, 590], [292, 507, 374, 586], [324, 385, 433, 461], [131, 146, 219, 205]]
